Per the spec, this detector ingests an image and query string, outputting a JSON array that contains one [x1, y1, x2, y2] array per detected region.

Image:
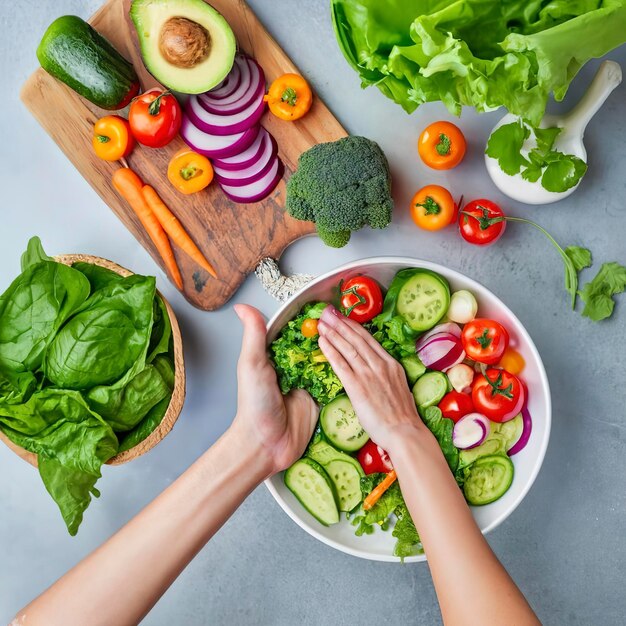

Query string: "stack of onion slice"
[[180, 54, 283, 203]]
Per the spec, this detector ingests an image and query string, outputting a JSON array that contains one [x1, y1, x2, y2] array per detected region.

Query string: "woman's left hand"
[[230, 305, 318, 476]]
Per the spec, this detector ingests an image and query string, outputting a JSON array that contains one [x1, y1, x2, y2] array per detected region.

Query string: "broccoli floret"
[[316, 226, 351, 248], [286, 136, 393, 246]]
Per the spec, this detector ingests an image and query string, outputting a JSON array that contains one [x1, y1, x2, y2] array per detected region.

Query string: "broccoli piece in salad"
[[286, 136, 393, 248]]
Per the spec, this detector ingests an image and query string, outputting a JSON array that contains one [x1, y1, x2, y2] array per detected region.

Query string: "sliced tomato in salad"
[[357, 440, 393, 474], [438, 390, 475, 423], [472, 368, 525, 423], [462, 318, 509, 365], [340, 276, 383, 324]]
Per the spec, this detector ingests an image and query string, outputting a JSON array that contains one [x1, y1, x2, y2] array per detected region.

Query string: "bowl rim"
[[0, 253, 186, 467], [264, 255, 552, 563]]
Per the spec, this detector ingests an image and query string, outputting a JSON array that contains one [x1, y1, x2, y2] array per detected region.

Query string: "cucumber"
[[307, 440, 364, 512], [463, 454, 514, 505], [396, 272, 450, 332], [284, 458, 339, 526], [37, 16, 139, 110], [412, 371, 448, 408], [400, 354, 426, 385], [319, 395, 369, 452], [493, 413, 524, 451], [324, 460, 363, 511], [458, 431, 507, 469]]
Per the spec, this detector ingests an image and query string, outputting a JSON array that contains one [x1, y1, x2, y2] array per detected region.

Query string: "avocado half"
[[130, 0, 236, 94]]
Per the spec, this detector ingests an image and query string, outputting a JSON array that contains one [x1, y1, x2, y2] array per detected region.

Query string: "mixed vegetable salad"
[[272, 269, 532, 558]]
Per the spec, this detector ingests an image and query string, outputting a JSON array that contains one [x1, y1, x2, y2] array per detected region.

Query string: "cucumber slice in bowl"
[[396, 271, 450, 332], [324, 459, 363, 512], [412, 371, 448, 408], [319, 395, 369, 452], [284, 458, 339, 526], [463, 454, 514, 506]]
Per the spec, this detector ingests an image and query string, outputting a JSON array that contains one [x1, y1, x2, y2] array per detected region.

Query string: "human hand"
[[230, 305, 318, 476], [317, 305, 426, 455]]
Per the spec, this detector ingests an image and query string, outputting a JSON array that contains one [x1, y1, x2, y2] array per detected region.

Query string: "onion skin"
[[508, 406, 532, 456]]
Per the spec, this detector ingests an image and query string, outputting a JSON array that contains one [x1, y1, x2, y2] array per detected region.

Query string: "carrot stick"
[[141, 185, 217, 279], [112, 168, 183, 290], [363, 470, 397, 511]]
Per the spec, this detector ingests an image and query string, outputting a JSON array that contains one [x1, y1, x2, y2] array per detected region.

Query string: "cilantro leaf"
[[565, 246, 592, 272], [485, 121, 530, 175], [579, 262, 626, 321], [533, 126, 562, 153], [541, 154, 588, 192]]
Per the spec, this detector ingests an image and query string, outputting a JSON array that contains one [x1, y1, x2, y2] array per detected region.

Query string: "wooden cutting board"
[[21, 0, 347, 310]]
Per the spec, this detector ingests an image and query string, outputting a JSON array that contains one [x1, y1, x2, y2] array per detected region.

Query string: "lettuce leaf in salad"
[[331, 0, 626, 125], [270, 302, 344, 405], [352, 473, 422, 558]]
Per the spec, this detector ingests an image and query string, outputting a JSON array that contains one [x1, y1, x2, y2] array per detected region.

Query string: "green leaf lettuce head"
[[0, 237, 176, 534], [331, 0, 626, 125], [270, 302, 343, 404]]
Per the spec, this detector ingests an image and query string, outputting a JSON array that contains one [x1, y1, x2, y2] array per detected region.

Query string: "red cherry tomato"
[[461, 319, 510, 365], [340, 276, 383, 324], [357, 440, 393, 474], [129, 89, 182, 148], [438, 390, 475, 423], [459, 199, 506, 246], [472, 368, 525, 423]]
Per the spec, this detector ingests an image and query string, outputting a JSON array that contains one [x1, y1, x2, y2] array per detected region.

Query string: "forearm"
[[390, 428, 539, 626], [16, 423, 269, 626]]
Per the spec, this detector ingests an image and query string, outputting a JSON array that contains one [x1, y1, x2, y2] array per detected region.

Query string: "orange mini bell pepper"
[[264, 73, 313, 121], [167, 148, 214, 194], [92, 115, 134, 161]]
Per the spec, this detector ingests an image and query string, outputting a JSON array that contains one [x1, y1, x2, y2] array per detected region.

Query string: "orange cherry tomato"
[[498, 347, 525, 375], [410, 185, 456, 231], [301, 318, 319, 338], [92, 116, 134, 161], [264, 73, 313, 121], [418, 121, 466, 170]]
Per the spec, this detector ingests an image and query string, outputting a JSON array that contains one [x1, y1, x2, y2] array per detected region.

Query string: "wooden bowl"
[[0, 254, 186, 466]]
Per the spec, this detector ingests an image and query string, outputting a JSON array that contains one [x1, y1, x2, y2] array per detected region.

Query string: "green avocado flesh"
[[130, 0, 236, 94]]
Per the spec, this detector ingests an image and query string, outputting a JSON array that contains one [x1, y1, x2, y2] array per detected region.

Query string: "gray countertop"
[[1, 1, 625, 624]]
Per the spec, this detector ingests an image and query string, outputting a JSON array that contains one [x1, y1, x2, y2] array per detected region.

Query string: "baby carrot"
[[363, 470, 397, 511], [141, 185, 217, 279], [112, 168, 183, 290]]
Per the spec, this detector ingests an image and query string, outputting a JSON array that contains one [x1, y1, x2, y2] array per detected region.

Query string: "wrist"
[[385, 422, 435, 464], [222, 418, 275, 482]]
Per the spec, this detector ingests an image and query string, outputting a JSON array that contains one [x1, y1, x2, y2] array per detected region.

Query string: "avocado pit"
[[159, 17, 210, 69]]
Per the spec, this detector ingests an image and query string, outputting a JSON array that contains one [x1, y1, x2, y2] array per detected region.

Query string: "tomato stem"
[[435, 133, 451, 156], [180, 165, 200, 181], [483, 371, 513, 399], [148, 90, 171, 116], [339, 281, 367, 317], [417, 196, 441, 215], [475, 328, 492, 349]]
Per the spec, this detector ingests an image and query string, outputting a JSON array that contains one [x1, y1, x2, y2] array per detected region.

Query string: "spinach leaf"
[[421, 405, 459, 472], [147, 296, 172, 363], [72, 261, 123, 292], [0, 362, 36, 405], [0, 262, 90, 371], [117, 356, 175, 452], [0, 389, 118, 535], [44, 275, 156, 389], [87, 363, 171, 432], [21, 236, 52, 271]]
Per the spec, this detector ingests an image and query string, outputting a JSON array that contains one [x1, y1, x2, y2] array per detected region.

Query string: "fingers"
[[319, 306, 390, 366], [234, 304, 268, 367], [317, 334, 356, 389]]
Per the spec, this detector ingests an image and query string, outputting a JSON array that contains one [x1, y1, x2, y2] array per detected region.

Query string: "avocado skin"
[[37, 16, 139, 110]]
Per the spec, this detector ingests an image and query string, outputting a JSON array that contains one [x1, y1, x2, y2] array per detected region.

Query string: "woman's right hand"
[[317, 305, 427, 454]]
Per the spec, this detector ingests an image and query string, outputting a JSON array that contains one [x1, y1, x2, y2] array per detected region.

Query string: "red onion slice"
[[508, 407, 532, 456], [180, 115, 260, 159], [187, 89, 266, 136], [417, 323, 462, 348], [453, 413, 490, 449], [219, 157, 283, 203], [213, 134, 277, 187], [207, 60, 242, 99], [416, 331, 465, 371], [211, 127, 269, 171], [200, 56, 255, 107]]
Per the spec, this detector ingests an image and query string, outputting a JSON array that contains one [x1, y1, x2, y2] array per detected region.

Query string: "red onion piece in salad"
[[452, 413, 490, 449], [416, 331, 466, 371], [508, 406, 532, 456]]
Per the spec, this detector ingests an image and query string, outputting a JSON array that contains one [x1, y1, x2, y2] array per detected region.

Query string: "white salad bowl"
[[265, 257, 551, 563]]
